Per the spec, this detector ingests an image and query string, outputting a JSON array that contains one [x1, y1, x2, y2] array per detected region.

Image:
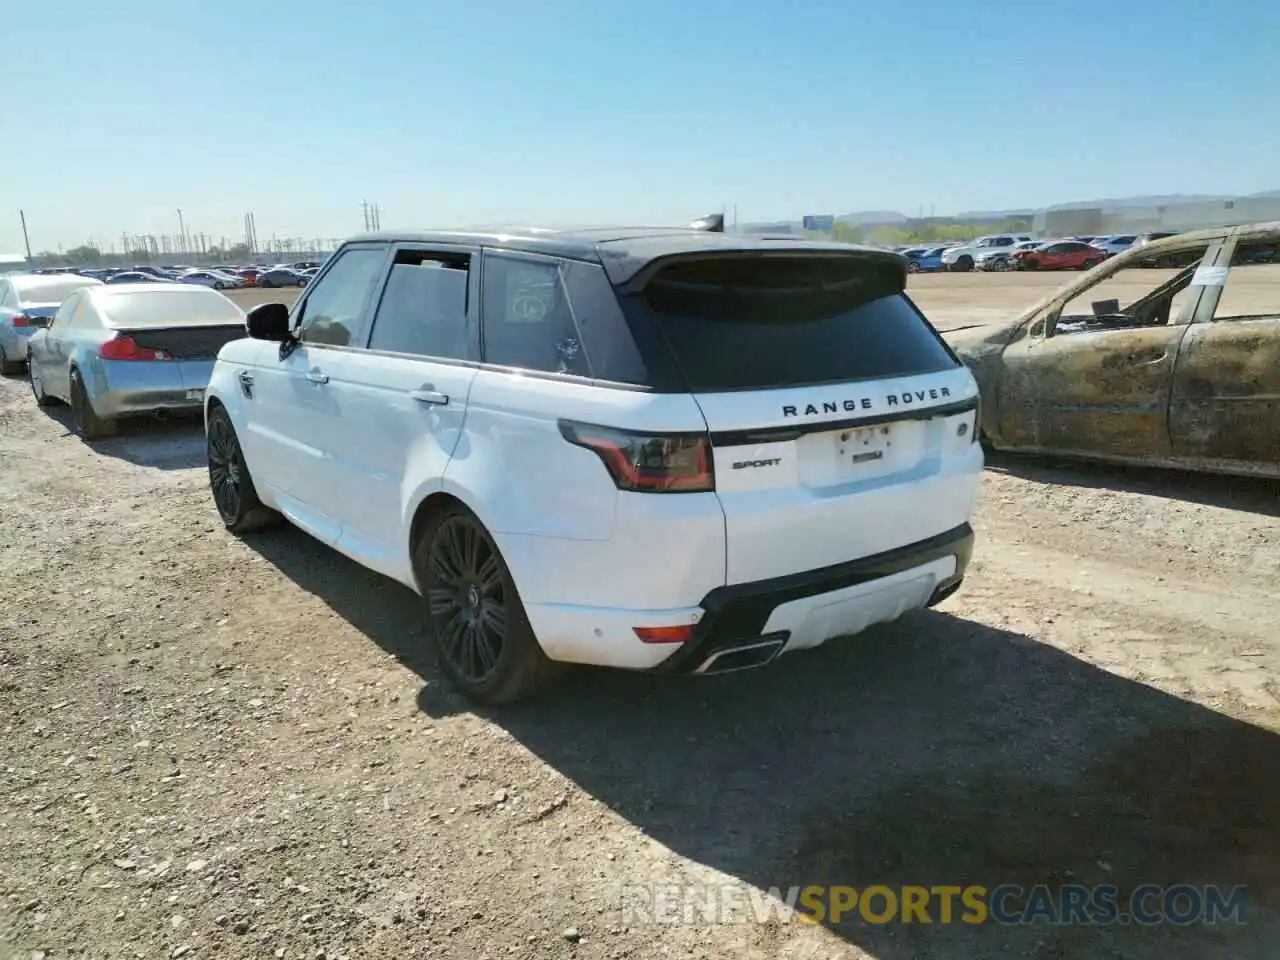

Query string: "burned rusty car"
[[944, 222, 1280, 478]]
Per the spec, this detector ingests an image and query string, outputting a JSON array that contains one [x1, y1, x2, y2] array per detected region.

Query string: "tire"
[[906, 261, 919, 274], [414, 504, 565, 705], [69, 368, 115, 440], [28, 355, 55, 406], [215, 281, 226, 290], [206, 405, 280, 534], [0, 345, 22, 376], [1081, 259, 1100, 271], [260, 277, 274, 289], [953, 256, 973, 272]]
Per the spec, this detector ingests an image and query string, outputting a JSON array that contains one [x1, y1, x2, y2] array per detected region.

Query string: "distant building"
[[1036, 196, 1280, 237], [0, 253, 28, 273]]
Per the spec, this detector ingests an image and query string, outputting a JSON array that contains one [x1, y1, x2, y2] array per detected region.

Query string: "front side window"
[[481, 254, 590, 376], [367, 249, 474, 360], [1052, 242, 1213, 335], [296, 246, 387, 347]]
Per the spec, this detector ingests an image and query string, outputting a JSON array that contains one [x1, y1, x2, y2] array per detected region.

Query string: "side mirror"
[[246, 302, 291, 341]]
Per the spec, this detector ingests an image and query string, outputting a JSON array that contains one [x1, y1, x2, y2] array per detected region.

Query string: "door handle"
[[238, 371, 254, 386], [306, 369, 329, 384], [409, 388, 449, 406]]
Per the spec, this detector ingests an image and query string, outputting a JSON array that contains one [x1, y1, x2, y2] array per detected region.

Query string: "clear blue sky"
[[4, 0, 1276, 253]]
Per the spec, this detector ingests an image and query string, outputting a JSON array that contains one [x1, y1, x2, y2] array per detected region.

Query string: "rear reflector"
[[99, 336, 173, 361], [633, 624, 696, 644]]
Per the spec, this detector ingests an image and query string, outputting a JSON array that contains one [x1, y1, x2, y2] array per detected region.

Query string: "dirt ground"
[[3, 271, 1279, 960]]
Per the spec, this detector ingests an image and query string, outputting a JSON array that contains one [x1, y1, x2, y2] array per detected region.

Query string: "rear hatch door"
[[627, 252, 980, 584]]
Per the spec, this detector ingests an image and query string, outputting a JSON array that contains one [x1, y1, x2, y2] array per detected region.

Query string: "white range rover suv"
[[204, 228, 983, 703]]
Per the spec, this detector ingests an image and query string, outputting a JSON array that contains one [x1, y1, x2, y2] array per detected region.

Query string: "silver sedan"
[[0, 273, 104, 374], [26, 282, 249, 440]]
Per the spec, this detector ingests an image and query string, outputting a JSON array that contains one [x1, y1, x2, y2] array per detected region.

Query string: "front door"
[[323, 244, 481, 581], [244, 243, 389, 544], [1170, 238, 1280, 466], [995, 241, 1218, 459]]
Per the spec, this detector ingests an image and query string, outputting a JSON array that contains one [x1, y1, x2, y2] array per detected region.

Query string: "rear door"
[[1169, 237, 1280, 466], [626, 253, 981, 584], [323, 243, 481, 579]]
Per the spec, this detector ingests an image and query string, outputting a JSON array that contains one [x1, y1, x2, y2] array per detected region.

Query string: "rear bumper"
[[91, 360, 215, 417], [651, 523, 974, 674]]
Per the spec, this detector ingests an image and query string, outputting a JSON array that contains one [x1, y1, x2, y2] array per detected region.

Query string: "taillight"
[[559, 420, 715, 493], [11, 313, 30, 327], [99, 336, 172, 361]]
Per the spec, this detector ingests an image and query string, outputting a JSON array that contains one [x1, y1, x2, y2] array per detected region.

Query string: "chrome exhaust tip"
[[695, 637, 787, 675]]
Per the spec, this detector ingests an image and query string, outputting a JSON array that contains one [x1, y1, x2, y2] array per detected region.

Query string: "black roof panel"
[[344, 226, 902, 286]]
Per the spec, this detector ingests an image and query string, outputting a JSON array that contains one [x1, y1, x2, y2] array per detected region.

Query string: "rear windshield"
[[14, 277, 99, 305], [99, 288, 245, 327], [629, 255, 958, 392]]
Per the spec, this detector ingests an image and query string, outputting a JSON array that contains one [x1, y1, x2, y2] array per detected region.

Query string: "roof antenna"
[[689, 212, 725, 233]]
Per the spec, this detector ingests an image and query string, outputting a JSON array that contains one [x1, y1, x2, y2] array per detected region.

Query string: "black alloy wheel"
[[206, 406, 278, 533], [207, 411, 245, 525], [425, 515, 508, 686]]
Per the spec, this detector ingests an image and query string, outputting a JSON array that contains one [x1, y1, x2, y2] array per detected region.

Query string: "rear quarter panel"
[[445, 370, 728, 609]]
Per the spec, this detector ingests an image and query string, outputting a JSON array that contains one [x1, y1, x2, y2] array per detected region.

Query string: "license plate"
[[185, 388, 205, 401], [839, 425, 891, 465]]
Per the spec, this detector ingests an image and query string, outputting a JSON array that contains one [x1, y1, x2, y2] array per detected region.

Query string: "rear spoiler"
[[618, 246, 909, 294]]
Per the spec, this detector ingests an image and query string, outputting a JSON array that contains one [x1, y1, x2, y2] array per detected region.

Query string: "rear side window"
[[479, 254, 650, 385], [627, 255, 958, 392]]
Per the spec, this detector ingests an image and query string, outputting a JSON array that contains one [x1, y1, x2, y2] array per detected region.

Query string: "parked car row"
[[23, 262, 323, 289], [890, 231, 1189, 274]]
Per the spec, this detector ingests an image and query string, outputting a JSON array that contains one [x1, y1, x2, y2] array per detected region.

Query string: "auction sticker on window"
[[1190, 265, 1229, 286]]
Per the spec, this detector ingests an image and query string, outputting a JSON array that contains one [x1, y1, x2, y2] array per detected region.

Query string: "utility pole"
[[19, 210, 33, 260], [176, 209, 187, 254]]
